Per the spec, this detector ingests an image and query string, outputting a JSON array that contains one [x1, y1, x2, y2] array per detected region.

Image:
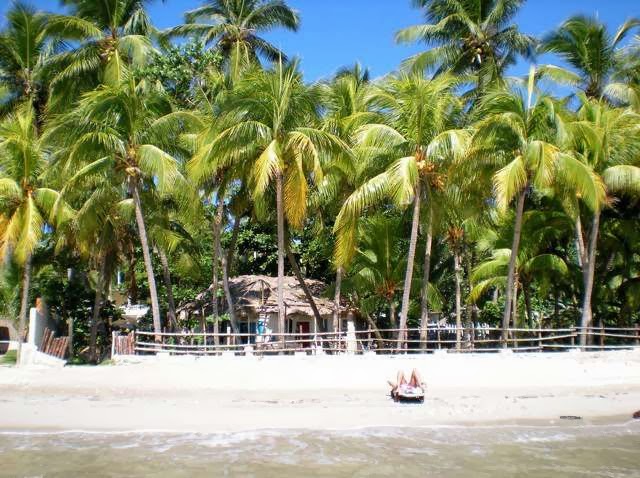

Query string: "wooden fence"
[[111, 324, 640, 357], [41, 328, 69, 360]]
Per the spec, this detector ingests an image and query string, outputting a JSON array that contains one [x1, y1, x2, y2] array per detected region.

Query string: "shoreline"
[[1, 351, 639, 433]]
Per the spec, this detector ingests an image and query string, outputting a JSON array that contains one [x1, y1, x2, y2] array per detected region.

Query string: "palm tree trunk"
[[226, 213, 241, 273], [575, 215, 586, 268], [216, 199, 239, 333], [285, 239, 323, 334], [502, 187, 527, 345], [333, 267, 343, 333], [275, 172, 286, 346], [130, 179, 161, 342], [580, 211, 600, 347], [419, 213, 433, 349], [398, 180, 422, 351], [524, 281, 534, 329], [89, 256, 106, 363], [211, 199, 223, 345], [16, 253, 32, 366], [454, 250, 463, 350], [158, 249, 177, 332], [363, 312, 384, 348]]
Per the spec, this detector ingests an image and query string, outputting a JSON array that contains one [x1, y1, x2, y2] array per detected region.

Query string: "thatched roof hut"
[[177, 274, 340, 319]]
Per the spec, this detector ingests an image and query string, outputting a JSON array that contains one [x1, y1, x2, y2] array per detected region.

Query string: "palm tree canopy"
[[540, 15, 640, 98], [0, 105, 67, 264], [397, 0, 535, 75], [163, 0, 299, 69], [0, 2, 61, 113]]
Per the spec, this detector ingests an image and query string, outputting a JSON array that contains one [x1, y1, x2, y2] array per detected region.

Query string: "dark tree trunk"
[[158, 249, 177, 332], [524, 281, 533, 329], [285, 238, 323, 334], [226, 213, 241, 273], [502, 187, 527, 345], [333, 267, 343, 333], [216, 199, 238, 333], [89, 256, 107, 363], [398, 179, 421, 350], [275, 171, 286, 345], [580, 211, 600, 347], [211, 199, 223, 345], [130, 179, 161, 342], [454, 250, 463, 350], [16, 253, 32, 365], [419, 214, 433, 348]]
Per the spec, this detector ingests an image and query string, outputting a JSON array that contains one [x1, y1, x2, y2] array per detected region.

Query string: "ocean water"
[[1, 423, 639, 477]]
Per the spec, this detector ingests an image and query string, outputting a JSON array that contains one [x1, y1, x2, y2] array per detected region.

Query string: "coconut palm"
[[565, 98, 640, 345], [396, 0, 535, 80], [469, 68, 605, 343], [189, 60, 347, 343], [47, 72, 201, 340], [0, 2, 61, 116], [334, 71, 464, 349], [44, 0, 156, 100], [164, 0, 299, 77], [0, 105, 68, 362], [315, 63, 378, 332], [539, 16, 640, 100]]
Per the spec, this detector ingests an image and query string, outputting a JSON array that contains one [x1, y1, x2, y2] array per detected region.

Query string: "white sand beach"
[[1, 351, 639, 433]]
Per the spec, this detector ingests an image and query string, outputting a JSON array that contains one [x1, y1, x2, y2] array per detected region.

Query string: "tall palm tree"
[[45, 0, 157, 98], [334, 71, 464, 349], [396, 0, 535, 81], [469, 68, 605, 344], [47, 72, 200, 340], [0, 2, 61, 117], [540, 16, 640, 100], [189, 60, 347, 343], [164, 0, 299, 77], [0, 105, 68, 361], [565, 98, 640, 345], [316, 63, 378, 332]]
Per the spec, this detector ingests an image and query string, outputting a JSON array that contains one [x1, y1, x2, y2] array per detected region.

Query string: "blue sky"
[[2, 0, 639, 80]]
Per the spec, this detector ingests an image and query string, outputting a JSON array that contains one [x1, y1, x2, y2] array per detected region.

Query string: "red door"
[[298, 322, 310, 348]]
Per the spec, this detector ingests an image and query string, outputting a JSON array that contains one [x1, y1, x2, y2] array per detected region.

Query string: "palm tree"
[[334, 71, 463, 349], [539, 16, 640, 100], [0, 2, 60, 117], [396, 0, 535, 82], [45, 0, 156, 98], [189, 60, 347, 343], [0, 105, 68, 362], [469, 68, 605, 344], [164, 0, 299, 77], [47, 72, 200, 340], [565, 98, 640, 345], [316, 63, 378, 332]]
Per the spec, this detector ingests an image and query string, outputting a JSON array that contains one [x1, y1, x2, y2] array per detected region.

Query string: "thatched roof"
[[177, 274, 340, 318]]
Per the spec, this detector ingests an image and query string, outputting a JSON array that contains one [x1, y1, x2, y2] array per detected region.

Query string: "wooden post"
[[111, 331, 116, 358], [537, 322, 543, 351], [470, 322, 475, 350], [436, 327, 441, 350], [226, 326, 231, 348], [68, 317, 74, 358], [570, 326, 576, 347], [599, 321, 605, 350], [635, 324, 640, 347]]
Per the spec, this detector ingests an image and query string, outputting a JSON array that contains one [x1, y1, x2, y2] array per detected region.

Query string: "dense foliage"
[[0, 0, 638, 361]]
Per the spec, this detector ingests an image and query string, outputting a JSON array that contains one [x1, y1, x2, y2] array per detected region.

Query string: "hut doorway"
[[0, 326, 9, 354]]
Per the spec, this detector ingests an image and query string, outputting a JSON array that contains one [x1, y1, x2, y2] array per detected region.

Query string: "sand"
[[1, 350, 639, 432]]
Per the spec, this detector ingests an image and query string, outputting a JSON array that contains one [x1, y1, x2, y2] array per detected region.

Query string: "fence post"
[[570, 326, 576, 348], [537, 322, 543, 351], [599, 321, 605, 350], [111, 330, 116, 358], [470, 322, 475, 350], [635, 324, 640, 347], [436, 327, 441, 350]]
